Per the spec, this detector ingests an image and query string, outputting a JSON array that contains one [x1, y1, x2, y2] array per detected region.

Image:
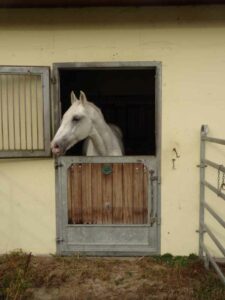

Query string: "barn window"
[[0, 66, 51, 158]]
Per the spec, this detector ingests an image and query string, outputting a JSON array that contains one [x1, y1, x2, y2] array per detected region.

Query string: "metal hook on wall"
[[172, 148, 180, 158], [171, 147, 180, 170]]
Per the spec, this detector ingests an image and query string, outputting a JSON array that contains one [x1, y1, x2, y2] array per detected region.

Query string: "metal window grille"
[[0, 66, 51, 157], [199, 125, 225, 286]]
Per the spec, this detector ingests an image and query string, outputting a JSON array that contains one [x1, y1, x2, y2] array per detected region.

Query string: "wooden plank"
[[71, 164, 82, 224], [102, 164, 113, 224], [112, 163, 123, 224], [81, 163, 92, 224], [91, 164, 103, 224], [133, 163, 144, 224], [143, 165, 148, 224], [123, 163, 133, 224]]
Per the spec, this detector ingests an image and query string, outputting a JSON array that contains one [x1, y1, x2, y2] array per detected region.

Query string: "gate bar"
[[204, 202, 225, 228], [202, 243, 225, 285], [204, 224, 225, 257], [204, 159, 225, 173], [202, 136, 225, 146], [203, 180, 225, 201]]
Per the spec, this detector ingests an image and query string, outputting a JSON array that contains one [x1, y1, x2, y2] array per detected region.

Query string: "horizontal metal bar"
[[0, 149, 51, 158], [53, 61, 161, 70], [204, 224, 225, 257], [59, 156, 156, 167], [202, 243, 225, 286], [60, 250, 159, 257], [204, 202, 225, 229], [204, 159, 225, 173], [0, 66, 50, 76], [67, 224, 152, 228], [203, 180, 225, 201], [202, 136, 225, 146]]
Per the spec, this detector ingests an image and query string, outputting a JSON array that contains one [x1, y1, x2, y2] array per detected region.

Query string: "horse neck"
[[87, 105, 114, 155]]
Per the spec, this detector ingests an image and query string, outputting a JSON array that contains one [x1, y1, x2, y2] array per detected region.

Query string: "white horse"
[[51, 91, 124, 156]]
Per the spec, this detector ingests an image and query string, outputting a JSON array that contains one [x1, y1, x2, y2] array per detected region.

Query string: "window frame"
[[0, 66, 51, 158]]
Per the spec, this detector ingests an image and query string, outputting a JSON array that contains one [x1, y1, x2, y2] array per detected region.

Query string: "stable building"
[[0, 1, 225, 259]]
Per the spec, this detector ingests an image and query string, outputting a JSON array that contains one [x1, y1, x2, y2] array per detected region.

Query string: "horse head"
[[51, 91, 93, 156]]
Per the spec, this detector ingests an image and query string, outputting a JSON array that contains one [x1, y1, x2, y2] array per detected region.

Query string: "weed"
[[0, 251, 224, 300], [193, 272, 225, 300], [153, 253, 199, 267], [0, 250, 32, 300]]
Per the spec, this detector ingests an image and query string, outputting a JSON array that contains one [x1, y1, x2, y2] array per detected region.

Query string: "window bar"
[[0, 75, 4, 150], [29, 73, 33, 150], [6, 75, 10, 150], [18, 75, 22, 150], [24, 75, 27, 149], [35, 75, 39, 150], [12, 75, 16, 149]]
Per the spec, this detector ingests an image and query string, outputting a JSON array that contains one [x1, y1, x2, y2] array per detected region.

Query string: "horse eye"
[[72, 116, 81, 122]]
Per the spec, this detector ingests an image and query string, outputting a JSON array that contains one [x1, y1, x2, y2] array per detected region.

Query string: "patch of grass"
[[153, 253, 199, 267], [0, 249, 32, 300], [0, 251, 224, 300], [193, 272, 225, 300]]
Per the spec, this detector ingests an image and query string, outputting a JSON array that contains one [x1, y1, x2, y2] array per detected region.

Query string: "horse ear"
[[79, 91, 87, 105], [71, 91, 78, 105]]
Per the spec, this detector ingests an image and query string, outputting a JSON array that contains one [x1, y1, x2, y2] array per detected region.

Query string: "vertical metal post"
[[0, 75, 4, 150], [199, 125, 208, 259]]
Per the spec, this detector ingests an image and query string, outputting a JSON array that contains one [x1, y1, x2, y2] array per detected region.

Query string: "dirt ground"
[[0, 251, 224, 300]]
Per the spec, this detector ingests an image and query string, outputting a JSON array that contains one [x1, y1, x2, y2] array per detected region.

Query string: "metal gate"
[[56, 156, 160, 256], [199, 125, 225, 285]]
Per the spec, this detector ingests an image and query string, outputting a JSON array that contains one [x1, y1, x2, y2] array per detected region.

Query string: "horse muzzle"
[[51, 141, 65, 156]]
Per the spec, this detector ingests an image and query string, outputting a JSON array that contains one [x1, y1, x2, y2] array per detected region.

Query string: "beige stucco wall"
[[0, 6, 225, 255]]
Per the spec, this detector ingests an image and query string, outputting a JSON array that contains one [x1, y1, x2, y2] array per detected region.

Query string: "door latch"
[[56, 237, 64, 244]]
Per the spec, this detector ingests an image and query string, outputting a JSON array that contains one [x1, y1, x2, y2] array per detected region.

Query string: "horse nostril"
[[51, 141, 62, 154]]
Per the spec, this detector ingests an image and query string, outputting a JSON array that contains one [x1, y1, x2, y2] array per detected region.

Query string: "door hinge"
[[55, 162, 63, 169], [151, 175, 158, 181], [150, 216, 161, 226], [150, 172, 161, 184], [56, 237, 64, 244], [51, 76, 57, 84]]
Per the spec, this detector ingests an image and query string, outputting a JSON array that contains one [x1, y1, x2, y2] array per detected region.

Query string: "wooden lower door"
[[56, 157, 159, 256], [67, 163, 148, 225]]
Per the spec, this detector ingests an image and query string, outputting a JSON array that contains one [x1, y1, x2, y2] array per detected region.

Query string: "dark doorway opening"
[[59, 68, 156, 156]]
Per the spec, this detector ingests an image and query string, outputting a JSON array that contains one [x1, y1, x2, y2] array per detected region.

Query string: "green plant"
[[153, 253, 199, 267]]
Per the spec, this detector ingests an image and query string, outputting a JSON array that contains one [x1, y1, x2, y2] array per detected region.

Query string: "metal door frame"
[[52, 61, 162, 256]]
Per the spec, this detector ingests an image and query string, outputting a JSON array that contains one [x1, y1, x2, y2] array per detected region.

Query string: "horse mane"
[[87, 100, 104, 119]]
